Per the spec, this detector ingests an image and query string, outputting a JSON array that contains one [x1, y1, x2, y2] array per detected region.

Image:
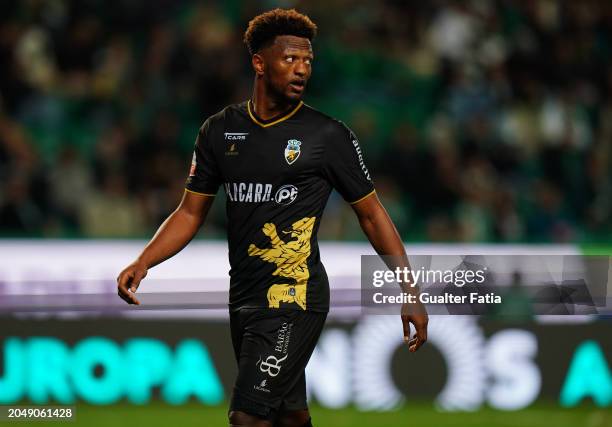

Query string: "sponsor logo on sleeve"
[[352, 138, 371, 181], [254, 379, 271, 393], [189, 152, 197, 176]]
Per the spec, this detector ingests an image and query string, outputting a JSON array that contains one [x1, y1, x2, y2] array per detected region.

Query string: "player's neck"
[[251, 86, 297, 121]]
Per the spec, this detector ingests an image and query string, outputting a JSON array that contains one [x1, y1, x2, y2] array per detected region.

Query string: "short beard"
[[265, 77, 301, 106]]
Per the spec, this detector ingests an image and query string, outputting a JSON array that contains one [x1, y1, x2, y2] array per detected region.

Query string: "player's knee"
[[275, 409, 312, 427], [228, 410, 246, 426], [229, 410, 271, 427]]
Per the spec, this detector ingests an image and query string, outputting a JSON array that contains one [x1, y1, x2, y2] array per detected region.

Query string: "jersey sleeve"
[[185, 119, 222, 195], [322, 123, 375, 204]]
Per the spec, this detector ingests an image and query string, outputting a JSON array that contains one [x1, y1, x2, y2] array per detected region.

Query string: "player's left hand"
[[401, 302, 428, 352]]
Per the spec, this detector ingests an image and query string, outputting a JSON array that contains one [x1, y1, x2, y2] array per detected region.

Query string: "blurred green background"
[[1, 0, 611, 243]]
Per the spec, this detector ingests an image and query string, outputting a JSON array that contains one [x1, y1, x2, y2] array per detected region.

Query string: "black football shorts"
[[229, 308, 327, 420]]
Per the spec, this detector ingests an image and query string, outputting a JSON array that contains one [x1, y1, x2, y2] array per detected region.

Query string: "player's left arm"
[[351, 192, 429, 352]]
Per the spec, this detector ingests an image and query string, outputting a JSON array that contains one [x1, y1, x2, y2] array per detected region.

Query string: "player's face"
[[260, 35, 313, 102]]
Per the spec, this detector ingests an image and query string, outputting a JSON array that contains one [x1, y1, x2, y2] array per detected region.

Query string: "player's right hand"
[[116, 261, 148, 305]]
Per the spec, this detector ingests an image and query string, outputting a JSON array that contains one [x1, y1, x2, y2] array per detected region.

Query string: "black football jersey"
[[186, 100, 375, 312]]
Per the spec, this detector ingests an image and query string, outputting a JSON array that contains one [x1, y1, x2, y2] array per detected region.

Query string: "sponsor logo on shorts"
[[253, 379, 270, 393], [257, 354, 288, 377], [275, 322, 292, 354]]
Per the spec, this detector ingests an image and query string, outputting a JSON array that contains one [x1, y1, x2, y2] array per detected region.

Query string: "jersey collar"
[[247, 100, 304, 128]]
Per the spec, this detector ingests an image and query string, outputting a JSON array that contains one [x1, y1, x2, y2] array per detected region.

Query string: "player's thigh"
[[280, 371, 307, 412], [230, 309, 245, 361], [230, 309, 325, 420], [230, 309, 303, 420]]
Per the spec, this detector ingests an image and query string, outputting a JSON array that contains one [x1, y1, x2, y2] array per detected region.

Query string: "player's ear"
[[252, 53, 265, 76]]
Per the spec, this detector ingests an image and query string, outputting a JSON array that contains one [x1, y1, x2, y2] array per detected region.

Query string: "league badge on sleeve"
[[189, 152, 197, 176], [284, 139, 301, 165]]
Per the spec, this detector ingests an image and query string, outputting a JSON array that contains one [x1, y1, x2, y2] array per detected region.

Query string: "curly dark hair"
[[243, 9, 317, 55]]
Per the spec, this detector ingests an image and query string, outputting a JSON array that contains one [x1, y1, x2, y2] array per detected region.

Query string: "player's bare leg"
[[274, 409, 312, 427], [229, 410, 273, 427]]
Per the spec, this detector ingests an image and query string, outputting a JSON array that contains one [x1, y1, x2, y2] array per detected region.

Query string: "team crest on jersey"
[[284, 139, 301, 165]]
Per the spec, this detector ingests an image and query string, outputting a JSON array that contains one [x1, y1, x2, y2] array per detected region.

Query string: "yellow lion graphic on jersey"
[[248, 217, 316, 310]]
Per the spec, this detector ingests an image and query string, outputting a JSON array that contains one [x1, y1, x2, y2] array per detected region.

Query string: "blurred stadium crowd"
[[0, 0, 610, 242]]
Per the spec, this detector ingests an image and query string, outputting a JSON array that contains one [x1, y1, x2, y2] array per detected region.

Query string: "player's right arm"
[[116, 191, 215, 305], [118, 118, 221, 305]]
